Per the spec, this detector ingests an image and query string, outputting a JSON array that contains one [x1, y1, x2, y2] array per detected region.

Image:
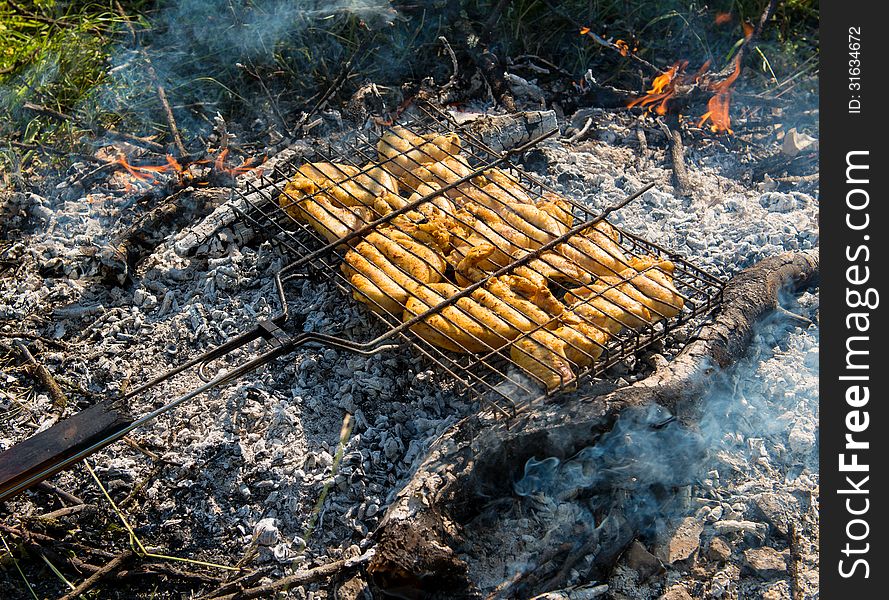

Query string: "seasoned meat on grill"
[[510, 315, 611, 392], [377, 126, 461, 190], [406, 154, 473, 198], [403, 273, 565, 353], [610, 257, 685, 320], [282, 162, 397, 211], [342, 228, 448, 314], [452, 244, 591, 287], [565, 279, 652, 334], [279, 192, 374, 247], [557, 220, 631, 277], [536, 192, 574, 234], [448, 200, 569, 274], [280, 161, 401, 244], [470, 169, 533, 206], [510, 329, 577, 392], [404, 282, 522, 353]]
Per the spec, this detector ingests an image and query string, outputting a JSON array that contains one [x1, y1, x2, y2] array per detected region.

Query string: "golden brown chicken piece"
[[404, 270, 568, 354], [448, 198, 569, 274], [557, 220, 631, 277], [401, 154, 473, 198], [471, 169, 532, 205], [554, 317, 609, 367], [536, 192, 574, 235], [342, 228, 447, 314], [389, 211, 455, 255], [280, 161, 401, 244], [404, 283, 520, 353], [355, 163, 400, 198], [377, 126, 461, 188], [462, 182, 532, 215], [565, 280, 652, 335], [509, 311, 611, 393], [451, 241, 591, 288], [404, 183, 459, 221], [610, 258, 685, 320], [280, 192, 374, 247], [283, 162, 399, 211], [510, 330, 576, 392]]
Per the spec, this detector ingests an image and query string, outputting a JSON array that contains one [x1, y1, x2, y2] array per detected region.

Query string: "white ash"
[[0, 107, 818, 596]]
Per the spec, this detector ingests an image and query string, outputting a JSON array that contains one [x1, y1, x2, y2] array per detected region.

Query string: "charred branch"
[[368, 250, 818, 597], [13, 339, 68, 423], [57, 549, 133, 600]]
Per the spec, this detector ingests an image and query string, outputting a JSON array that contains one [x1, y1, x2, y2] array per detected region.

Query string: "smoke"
[[514, 403, 707, 538], [509, 289, 818, 567], [81, 1, 402, 143]]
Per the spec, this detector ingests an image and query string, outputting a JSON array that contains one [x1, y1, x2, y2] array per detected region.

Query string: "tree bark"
[[368, 250, 819, 597]]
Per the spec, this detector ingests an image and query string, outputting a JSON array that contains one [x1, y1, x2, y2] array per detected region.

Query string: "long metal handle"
[[0, 327, 397, 504]]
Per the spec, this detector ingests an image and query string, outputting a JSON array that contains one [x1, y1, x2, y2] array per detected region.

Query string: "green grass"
[[0, 0, 819, 176]]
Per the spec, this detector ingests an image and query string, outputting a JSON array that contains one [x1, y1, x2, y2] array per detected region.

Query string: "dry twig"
[[13, 340, 68, 421], [114, 1, 188, 156], [209, 552, 371, 600], [58, 549, 133, 600]]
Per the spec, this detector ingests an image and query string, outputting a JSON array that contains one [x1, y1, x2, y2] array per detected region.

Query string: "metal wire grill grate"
[[233, 102, 724, 415]]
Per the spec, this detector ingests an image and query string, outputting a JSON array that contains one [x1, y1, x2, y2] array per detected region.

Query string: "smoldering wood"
[[106, 187, 229, 275], [367, 250, 819, 597]]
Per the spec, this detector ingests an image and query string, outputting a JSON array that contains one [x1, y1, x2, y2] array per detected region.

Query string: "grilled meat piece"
[[565, 279, 652, 335], [557, 220, 631, 277], [510, 311, 611, 393], [404, 273, 565, 353], [279, 161, 401, 244], [404, 282, 521, 353], [282, 162, 398, 211], [610, 257, 685, 320], [343, 228, 447, 314], [510, 329, 577, 392], [280, 192, 374, 247], [377, 126, 461, 190], [406, 154, 473, 198], [448, 200, 568, 273]]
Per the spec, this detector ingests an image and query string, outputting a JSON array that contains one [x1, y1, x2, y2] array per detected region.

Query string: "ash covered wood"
[[368, 250, 818, 597]]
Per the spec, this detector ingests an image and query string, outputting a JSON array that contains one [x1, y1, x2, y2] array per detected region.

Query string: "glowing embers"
[[111, 149, 266, 190]]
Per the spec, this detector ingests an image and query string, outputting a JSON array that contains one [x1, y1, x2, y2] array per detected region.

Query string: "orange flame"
[[698, 54, 743, 134], [112, 149, 265, 188], [714, 12, 733, 25], [615, 39, 631, 57], [114, 154, 183, 183], [579, 26, 590, 35], [627, 62, 686, 116]]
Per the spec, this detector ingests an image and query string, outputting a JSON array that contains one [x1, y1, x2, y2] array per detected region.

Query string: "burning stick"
[[698, 54, 743, 134], [627, 62, 686, 116]]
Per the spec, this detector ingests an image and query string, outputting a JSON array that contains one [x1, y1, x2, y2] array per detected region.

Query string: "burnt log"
[[367, 250, 819, 597]]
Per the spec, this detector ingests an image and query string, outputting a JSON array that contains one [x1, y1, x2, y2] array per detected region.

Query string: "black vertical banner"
[[821, 2, 887, 596]]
